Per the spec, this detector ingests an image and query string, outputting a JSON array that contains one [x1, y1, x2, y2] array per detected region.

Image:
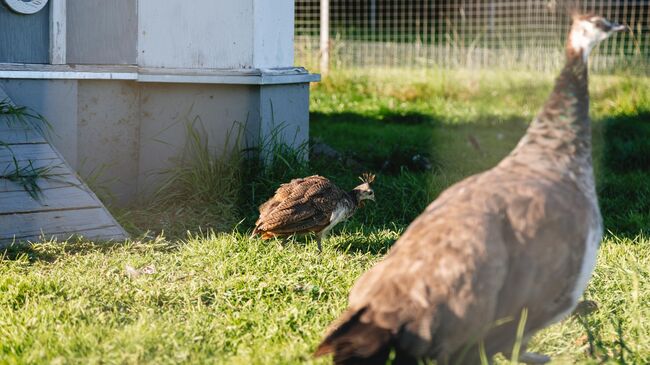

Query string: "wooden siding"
[[66, 0, 137, 64], [0, 3, 50, 63], [0, 87, 128, 247]]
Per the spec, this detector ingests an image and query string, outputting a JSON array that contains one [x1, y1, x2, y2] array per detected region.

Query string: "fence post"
[[370, 0, 376, 32], [320, 0, 330, 76]]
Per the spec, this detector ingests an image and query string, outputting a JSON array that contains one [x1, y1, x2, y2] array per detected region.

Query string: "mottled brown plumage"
[[253, 174, 375, 251], [316, 15, 625, 365]]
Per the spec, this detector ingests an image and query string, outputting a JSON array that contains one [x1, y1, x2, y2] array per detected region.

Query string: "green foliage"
[[1, 157, 61, 201]]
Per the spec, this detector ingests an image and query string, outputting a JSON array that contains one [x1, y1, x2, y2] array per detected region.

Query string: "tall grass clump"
[[122, 118, 311, 238], [156, 119, 244, 214], [121, 119, 245, 236], [241, 121, 310, 218]]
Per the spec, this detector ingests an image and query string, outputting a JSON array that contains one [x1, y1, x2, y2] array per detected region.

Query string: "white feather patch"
[[570, 20, 609, 62], [571, 219, 602, 304], [322, 201, 350, 236], [547, 216, 602, 325]]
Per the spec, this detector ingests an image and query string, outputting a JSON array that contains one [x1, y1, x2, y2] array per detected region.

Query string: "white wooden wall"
[[138, 0, 294, 69]]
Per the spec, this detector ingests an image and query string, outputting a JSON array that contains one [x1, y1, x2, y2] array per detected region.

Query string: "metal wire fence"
[[295, 0, 650, 74]]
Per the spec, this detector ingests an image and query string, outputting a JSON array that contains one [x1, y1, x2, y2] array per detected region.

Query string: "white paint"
[[138, 72, 319, 85], [0, 70, 135, 80], [252, 0, 294, 68], [138, 0, 294, 69], [257, 84, 310, 161], [3, 0, 48, 14], [0, 67, 319, 85], [66, 0, 138, 65], [49, 0, 66, 64], [138, 0, 253, 69], [320, 0, 330, 75]]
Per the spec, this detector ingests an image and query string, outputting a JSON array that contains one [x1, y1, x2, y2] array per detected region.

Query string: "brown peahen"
[[252, 173, 375, 251], [315, 14, 625, 365]]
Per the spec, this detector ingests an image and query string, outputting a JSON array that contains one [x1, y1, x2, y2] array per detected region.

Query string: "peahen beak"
[[610, 22, 628, 33]]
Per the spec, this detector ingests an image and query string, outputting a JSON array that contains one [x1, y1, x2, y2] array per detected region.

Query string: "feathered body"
[[316, 15, 625, 365], [253, 174, 375, 250]]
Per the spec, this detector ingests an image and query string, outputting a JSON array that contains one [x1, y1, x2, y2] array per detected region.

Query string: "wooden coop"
[[0, 0, 318, 245]]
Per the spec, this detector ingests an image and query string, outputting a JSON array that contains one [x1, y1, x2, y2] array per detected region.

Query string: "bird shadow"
[[597, 111, 650, 238], [328, 226, 399, 255]]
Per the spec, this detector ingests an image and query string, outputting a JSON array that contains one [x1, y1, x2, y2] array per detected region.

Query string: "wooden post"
[[320, 0, 329, 76], [49, 0, 66, 64], [370, 0, 376, 32]]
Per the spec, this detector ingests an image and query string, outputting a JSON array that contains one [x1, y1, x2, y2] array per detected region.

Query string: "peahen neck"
[[508, 44, 592, 172]]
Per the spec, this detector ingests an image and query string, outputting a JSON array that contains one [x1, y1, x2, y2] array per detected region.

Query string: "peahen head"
[[569, 14, 627, 60], [353, 173, 376, 205]]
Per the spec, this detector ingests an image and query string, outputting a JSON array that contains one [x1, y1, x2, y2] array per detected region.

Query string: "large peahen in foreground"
[[315, 14, 626, 365]]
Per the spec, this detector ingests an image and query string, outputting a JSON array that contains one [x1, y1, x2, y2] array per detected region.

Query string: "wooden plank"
[[0, 144, 59, 163], [0, 86, 128, 243], [0, 160, 68, 177], [0, 174, 82, 193], [0, 119, 36, 131], [0, 129, 46, 144], [0, 185, 101, 215], [0, 208, 122, 240], [49, 0, 67, 65], [0, 226, 128, 246], [67, 0, 137, 65], [0, 4, 50, 64]]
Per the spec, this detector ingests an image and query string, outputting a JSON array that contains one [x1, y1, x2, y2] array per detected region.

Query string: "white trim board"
[[0, 64, 320, 85]]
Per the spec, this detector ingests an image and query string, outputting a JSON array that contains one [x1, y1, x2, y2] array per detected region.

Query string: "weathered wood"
[[0, 160, 68, 177], [0, 85, 129, 244], [67, 0, 137, 65], [0, 208, 119, 240], [0, 226, 128, 246], [0, 4, 50, 63], [0, 174, 81, 193], [0, 129, 46, 144], [0, 143, 58, 162], [0, 185, 101, 215], [0, 119, 39, 131], [49, 0, 67, 65]]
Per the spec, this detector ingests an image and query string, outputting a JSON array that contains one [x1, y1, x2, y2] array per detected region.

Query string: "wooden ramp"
[[0, 87, 128, 247]]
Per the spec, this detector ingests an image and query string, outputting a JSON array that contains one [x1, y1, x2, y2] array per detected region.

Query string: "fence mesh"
[[295, 0, 650, 74]]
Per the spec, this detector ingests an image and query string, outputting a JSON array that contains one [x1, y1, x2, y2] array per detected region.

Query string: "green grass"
[[2, 68, 650, 364]]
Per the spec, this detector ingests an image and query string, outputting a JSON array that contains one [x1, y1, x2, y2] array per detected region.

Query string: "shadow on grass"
[[310, 111, 440, 175], [241, 224, 399, 255], [598, 111, 650, 238], [330, 230, 397, 255], [1, 238, 179, 264], [311, 110, 435, 125]]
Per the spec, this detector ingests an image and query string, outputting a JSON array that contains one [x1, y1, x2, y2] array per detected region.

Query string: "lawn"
[[1, 68, 649, 364]]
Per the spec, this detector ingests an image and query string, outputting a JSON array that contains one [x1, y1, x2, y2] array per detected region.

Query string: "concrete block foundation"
[[0, 71, 315, 206]]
